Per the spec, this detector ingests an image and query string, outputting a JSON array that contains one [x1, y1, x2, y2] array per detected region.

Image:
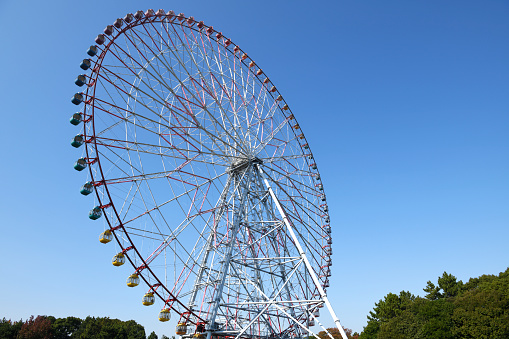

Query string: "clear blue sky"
[[0, 0, 507, 336]]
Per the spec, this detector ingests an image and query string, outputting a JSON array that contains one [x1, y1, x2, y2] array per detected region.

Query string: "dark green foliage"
[[51, 316, 82, 338], [423, 271, 463, 300], [359, 320, 379, 339], [367, 291, 415, 323], [452, 269, 509, 339], [147, 331, 158, 339], [124, 319, 146, 339], [0, 315, 146, 339], [72, 316, 145, 339], [360, 268, 509, 338], [377, 308, 422, 339], [360, 291, 415, 339], [423, 281, 441, 300], [437, 272, 463, 298], [0, 317, 23, 339]]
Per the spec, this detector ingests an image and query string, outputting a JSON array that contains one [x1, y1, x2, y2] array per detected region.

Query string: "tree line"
[[0, 316, 168, 339]]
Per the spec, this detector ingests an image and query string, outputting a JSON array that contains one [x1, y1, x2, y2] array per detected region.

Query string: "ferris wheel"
[[70, 9, 347, 339]]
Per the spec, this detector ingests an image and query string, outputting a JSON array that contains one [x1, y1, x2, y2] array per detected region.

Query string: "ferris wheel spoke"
[[93, 133, 230, 167], [253, 118, 294, 156], [94, 144, 143, 177], [185, 173, 236, 309], [262, 162, 320, 198], [91, 92, 200, 148], [132, 205, 225, 291], [260, 153, 310, 164], [123, 25, 248, 157], [99, 164, 216, 187], [106, 36, 243, 159], [165, 23, 253, 155], [247, 100, 286, 152], [119, 170, 228, 252], [239, 77, 274, 143], [118, 170, 228, 227]]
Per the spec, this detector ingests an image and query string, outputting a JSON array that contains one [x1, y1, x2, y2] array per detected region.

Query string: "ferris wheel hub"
[[228, 157, 263, 174]]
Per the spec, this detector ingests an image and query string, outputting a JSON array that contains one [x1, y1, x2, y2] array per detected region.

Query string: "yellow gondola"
[[112, 252, 125, 266], [127, 273, 140, 287], [158, 309, 171, 322], [99, 230, 112, 244], [142, 292, 155, 306], [176, 323, 187, 335]]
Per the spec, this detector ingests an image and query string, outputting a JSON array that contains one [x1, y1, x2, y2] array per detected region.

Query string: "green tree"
[[368, 291, 415, 323], [360, 291, 415, 339], [51, 316, 82, 338], [424, 272, 463, 300], [437, 272, 463, 298], [148, 331, 158, 339], [423, 281, 441, 300], [0, 317, 23, 339], [359, 320, 379, 339], [124, 319, 146, 339]]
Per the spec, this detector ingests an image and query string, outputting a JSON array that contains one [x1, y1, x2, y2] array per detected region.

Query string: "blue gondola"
[[75, 74, 86, 87], [80, 181, 94, 195], [71, 93, 83, 105], [70, 113, 82, 125], [74, 157, 87, 171], [89, 206, 102, 220], [80, 59, 91, 70], [87, 45, 98, 56], [71, 135, 84, 148]]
